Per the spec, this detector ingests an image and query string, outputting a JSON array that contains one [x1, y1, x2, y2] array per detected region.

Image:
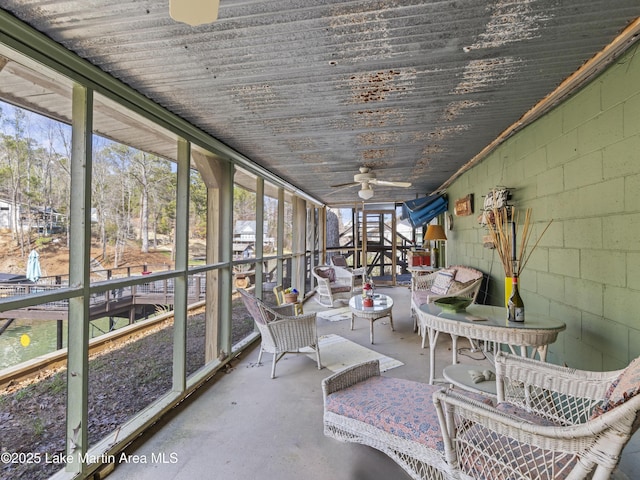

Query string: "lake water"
[[0, 317, 129, 370]]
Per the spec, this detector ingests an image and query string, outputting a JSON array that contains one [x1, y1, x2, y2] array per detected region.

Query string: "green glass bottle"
[[507, 275, 525, 322]]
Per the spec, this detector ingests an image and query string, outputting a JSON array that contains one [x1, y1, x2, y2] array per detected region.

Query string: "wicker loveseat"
[[323, 352, 640, 480], [312, 265, 358, 308], [411, 265, 483, 334]]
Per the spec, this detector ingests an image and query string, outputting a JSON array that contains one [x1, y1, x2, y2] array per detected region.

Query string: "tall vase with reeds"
[[486, 206, 552, 315]]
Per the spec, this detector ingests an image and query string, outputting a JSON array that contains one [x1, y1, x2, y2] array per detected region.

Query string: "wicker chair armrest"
[[322, 360, 380, 399], [412, 272, 438, 291], [350, 266, 366, 276]]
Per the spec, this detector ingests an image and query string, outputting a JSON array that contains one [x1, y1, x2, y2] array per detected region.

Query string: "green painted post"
[[66, 84, 92, 474], [172, 138, 190, 392]]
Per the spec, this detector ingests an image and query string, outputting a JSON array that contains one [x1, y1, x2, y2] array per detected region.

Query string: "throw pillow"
[[317, 267, 336, 283], [591, 356, 640, 417], [454, 267, 481, 284], [431, 269, 456, 295]]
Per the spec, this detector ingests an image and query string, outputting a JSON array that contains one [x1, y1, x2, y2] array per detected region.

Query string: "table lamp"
[[424, 224, 447, 268]]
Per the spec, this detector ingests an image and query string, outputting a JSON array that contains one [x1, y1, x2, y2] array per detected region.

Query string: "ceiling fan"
[[170, 0, 220, 26], [331, 167, 412, 199]]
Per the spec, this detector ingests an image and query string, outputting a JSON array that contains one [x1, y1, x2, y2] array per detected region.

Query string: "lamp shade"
[[170, 0, 220, 25], [423, 224, 447, 242]]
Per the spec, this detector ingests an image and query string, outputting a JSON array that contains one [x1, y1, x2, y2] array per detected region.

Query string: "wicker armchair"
[[312, 265, 356, 308], [237, 288, 321, 378], [329, 254, 365, 292], [435, 352, 640, 480], [323, 353, 640, 480]]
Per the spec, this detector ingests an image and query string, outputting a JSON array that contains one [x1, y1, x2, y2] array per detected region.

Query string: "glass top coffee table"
[[349, 294, 394, 344]]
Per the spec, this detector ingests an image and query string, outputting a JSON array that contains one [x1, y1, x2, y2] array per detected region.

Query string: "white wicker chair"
[[323, 353, 640, 480], [436, 352, 640, 480], [312, 265, 356, 308], [237, 288, 321, 378]]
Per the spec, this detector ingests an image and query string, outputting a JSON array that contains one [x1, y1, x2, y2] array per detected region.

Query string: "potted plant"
[[284, 287, 299, 304]]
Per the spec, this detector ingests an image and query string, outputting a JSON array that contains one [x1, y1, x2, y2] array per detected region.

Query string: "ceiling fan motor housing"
[[354, 169, 375, 183]]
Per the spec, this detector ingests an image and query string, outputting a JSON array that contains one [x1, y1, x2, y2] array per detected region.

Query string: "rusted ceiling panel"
[[1, 0, 640, 205]]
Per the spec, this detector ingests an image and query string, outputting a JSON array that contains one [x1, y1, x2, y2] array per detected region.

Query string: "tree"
[[129, 151, 154, 253], [0, 107, 36, 256]]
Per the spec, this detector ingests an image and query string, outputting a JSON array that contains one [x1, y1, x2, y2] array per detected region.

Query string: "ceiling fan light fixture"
[[170, 0, 220, 26], [358, 185, 374, 200]]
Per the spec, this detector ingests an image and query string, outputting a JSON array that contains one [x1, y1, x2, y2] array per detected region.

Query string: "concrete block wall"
[[445, 45, 640, 371]]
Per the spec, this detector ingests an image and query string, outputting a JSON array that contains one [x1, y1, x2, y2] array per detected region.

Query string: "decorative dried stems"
[[487, 207, 552, 277]]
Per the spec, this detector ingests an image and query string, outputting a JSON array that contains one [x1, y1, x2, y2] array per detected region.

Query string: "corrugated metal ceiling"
[[1, 1, 640, 205]]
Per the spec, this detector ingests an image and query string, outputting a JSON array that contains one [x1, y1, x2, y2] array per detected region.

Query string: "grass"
[[0, 301, 257, 480]]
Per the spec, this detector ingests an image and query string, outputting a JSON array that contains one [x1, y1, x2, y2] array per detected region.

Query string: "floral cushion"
[[495, 402, 559, 427], [591, 356, 640, 418], [453, 266, 483, 284], [325, 376, 445, 450], [430, 269, 457, 295]]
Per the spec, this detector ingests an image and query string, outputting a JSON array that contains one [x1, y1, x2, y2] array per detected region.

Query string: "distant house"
[[0, 199, 12, 230], [232, 220, 274, 258], [0, 198, 66, 234], [233, 220, 257, 259], [32, 206, 66, 234]]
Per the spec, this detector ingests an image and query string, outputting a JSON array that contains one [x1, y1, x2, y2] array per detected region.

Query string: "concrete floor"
[[105, 286, 639, 480]]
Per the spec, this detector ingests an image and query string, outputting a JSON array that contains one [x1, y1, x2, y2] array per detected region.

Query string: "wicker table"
[[418, 303, 566, 385], [349, 294, 394, 344]]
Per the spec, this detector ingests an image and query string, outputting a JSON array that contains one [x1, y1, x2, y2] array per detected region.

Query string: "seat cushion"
[[430, 269, 457, 295], [457, 423, 577, 480], [325, 376, 445, 450], [331, 285, 352, 293]]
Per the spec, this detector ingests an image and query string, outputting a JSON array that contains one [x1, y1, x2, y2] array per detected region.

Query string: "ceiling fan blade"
[[370, 179, 412, 188], [329, 182, 360, 194], [330, 181, 359, 188]]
